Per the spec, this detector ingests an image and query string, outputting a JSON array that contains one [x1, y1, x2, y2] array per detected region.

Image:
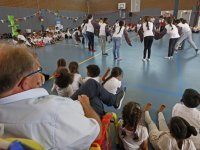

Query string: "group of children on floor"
[[51, 58, 126, 98], [50, 57, 200, 150], [118, 89, 200, 150]]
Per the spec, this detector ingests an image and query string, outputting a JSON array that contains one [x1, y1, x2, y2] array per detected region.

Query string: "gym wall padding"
[[58, 10, 87, 29], [190, 6, 196, 27], [41, 9, 56, 31], [0, 6, 87, 34], [91, 8, 161, 25]]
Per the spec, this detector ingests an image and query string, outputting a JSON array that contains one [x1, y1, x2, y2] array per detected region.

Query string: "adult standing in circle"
[[85, 14, 100, 52], [174, 19, 199, 54]]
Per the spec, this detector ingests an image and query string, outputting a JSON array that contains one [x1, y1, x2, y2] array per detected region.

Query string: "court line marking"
[[176, 53, 183, 96], [56, 43, 103, 48], [48, 36, 137, 80]]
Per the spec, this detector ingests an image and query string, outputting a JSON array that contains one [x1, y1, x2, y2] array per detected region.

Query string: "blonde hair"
[[0, 43, 34, 95]]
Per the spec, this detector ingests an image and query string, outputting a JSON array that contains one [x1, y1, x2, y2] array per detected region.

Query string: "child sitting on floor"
[[72, 26, 82, 46], [49, 33, 57, 44], [43, 33, 51, 45], [56, 58, 67, 70], [57, 31, 64, 40], [60, 29, 65, 39], [34, 35, 45, 47], [12, 36, 18, 45], [66, 28, 72, 38], [192, 25, 199, 33], [118, 102, 148, 150], [172, 89, 200, 149], [51, 67, 74, 97], [69, 61, 84, 92], [102, 67, 126, 95], [145, 103, 197, 150], [83, 65, 102, 84], [26, 38, 37, 48]]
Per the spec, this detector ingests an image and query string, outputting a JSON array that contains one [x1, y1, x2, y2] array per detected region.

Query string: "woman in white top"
[[85, 14, 99, 52], [51, 67, 74, 97], [138, 16, 154, 61], [155, 17, 180, 59], [69, 61, 84, 92], [110, 20, 132, 60], [144, 103, 197, 150], [174, 19, 199, 54], [118, 102, 148, 150]]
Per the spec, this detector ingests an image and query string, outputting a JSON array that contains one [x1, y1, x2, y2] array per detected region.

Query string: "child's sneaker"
[[113, 90, 125, 109]]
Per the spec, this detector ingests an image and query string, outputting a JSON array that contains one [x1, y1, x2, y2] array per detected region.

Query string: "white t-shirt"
[[72, 73, 84, 91], [43, 37, 51, 44], [115, 23, 119, 28], [126, 27, 129, 31], [82, 24, 87, 34], [112, 26, 125, 38], [18, 34, 26, 42], [61, 32, 65, 38], [118, 119, 149, 150], [103, 77, 121, 94], [99, 23, 107, 36], [157, 133, 196, 150], [193, 27, 199, 32], [172, 103, 200, 149], [143, 22, 154, 37], [13, 40, 18, 45], [86, 19, 94, 33], [165, 24, 180, 39], [51, 83, 73, 97], [66, 31, 72, 36], [72, 31, 80, 39], [83, 77, 102, 84], [137, 24, 141, 31], [25, 41, 31, 46], [150, 18, 155, 23], [181, 23, 191, 33]]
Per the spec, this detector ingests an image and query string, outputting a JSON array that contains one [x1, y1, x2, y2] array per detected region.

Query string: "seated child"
[[16, 29, 26, 42], [26, 38, 37, 48], [49, 33, 57, 44], [51, 26, 56, 33], [60, 29, 65, 39], [12, 36, 18, 45], [102, 67, 126, 95], [172, 89, 200, 149], [17, 40, 26, 47], [56, 58, 67, 69], [118, 102, 148, 150], [51, 67, 74, 97], [34, 35, 45, 47], [66, 28, 72, 38], [193, 25, 199, 33], [55, 27, 59, 33], [83, 65, 102, 84], [145, 103, 197, 150], [69, 61, 84, 92], [72, 26, 82, 46], [57, 31, 64, 40], [43, 33, 51, 45]]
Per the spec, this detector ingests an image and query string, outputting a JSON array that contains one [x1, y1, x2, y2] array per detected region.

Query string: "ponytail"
[[170, 23, 173, 30], [144, 16, 150, 30], [121, 102, 143, 141], [85, 14, 93, 24], [166, 17, 174, 30], [117, 21, 124, 34]]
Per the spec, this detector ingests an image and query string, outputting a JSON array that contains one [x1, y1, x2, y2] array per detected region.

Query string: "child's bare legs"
[[158, 104, 169, 132], [144, 103, 159, 133]]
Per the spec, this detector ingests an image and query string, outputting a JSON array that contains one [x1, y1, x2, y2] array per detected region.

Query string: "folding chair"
[[90, 112, 119, 150]]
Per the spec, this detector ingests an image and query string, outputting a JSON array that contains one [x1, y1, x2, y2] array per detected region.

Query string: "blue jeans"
[[112, 37, 121, 58], [82, 33, 88, 47]]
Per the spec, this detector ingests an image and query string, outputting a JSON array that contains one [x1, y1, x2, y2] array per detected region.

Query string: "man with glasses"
[[0, 43, 124, 149]]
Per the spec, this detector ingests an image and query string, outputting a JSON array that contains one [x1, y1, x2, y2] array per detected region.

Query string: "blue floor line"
[[42, 84, 51, 89], [176, 53, 183, 96], [122, 83, 181, 97]]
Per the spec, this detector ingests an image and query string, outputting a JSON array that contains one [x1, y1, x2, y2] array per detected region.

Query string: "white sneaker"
[[147, 59, 150, 61], [196, 50, 200, 55], [142, 59, 146, 62], [117, 58, 122, 61], [164, 56, 170, 59], [170, 56, 173, 59], [75, 44, 78, 47]]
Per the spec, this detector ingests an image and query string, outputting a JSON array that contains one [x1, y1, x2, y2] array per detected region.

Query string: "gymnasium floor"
[[36, 32, 200, 150]]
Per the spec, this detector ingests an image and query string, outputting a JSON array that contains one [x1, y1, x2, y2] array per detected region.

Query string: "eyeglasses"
[[18, 67, 43, 87]]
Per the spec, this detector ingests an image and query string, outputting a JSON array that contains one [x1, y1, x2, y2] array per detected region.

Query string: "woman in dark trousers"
[[85, 14, 100, 52], [138, 16, 154, 62]]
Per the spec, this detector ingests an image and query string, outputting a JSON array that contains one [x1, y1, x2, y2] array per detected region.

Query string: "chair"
[[90, 112, 119, 150]]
